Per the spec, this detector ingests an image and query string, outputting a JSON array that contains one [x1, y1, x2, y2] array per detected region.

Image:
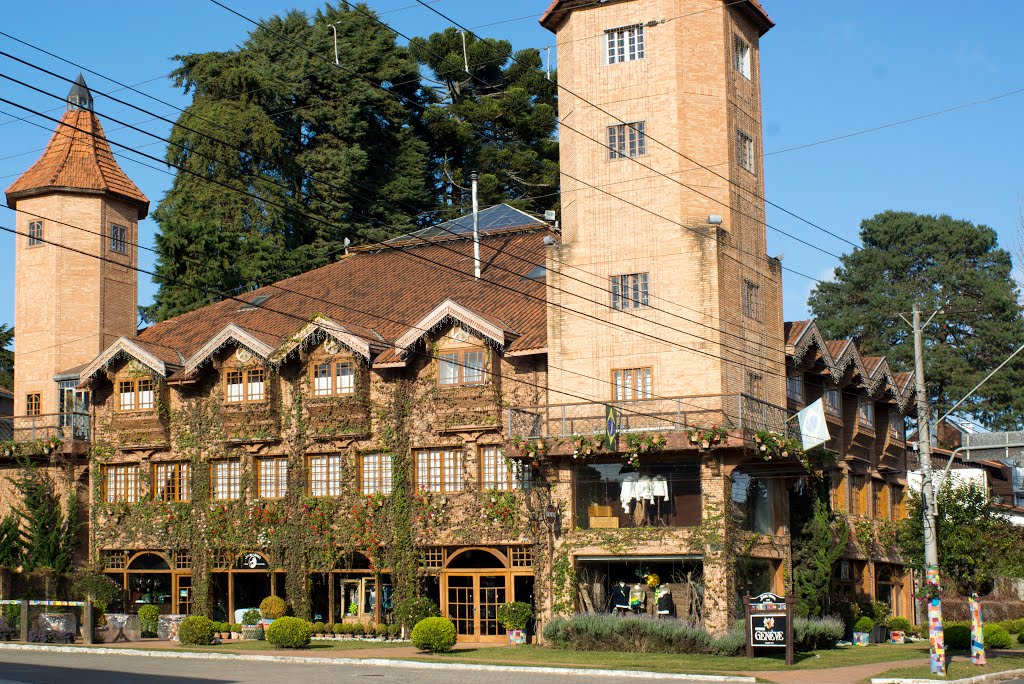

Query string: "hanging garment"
[[656, 586, 673, 615], [629, 585, 645, 610], [620, 473, 639, 513], [651, 475, 669, 501], [636, 476, 654, 503], [612, 583, 630, 610]]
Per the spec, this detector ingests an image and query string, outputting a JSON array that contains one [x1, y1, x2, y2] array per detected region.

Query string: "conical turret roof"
[[5, 75, 149, 218]]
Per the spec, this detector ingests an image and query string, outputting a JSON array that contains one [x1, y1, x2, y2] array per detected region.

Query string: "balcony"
[[0, 412, 91, 456], [306, 397, 371, 440], [220, 403, 280, 443], [432, 384, 501, 432], [105, 411, 170, 449], [507, 394, 789, 442]]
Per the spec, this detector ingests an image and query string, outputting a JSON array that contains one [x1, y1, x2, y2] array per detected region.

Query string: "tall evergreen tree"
[[808, 211, 1024, 430], [409, 28, 558, 214], [0, 514, 22, 569], [0, 324, 13, 389], [791, 479, 849, 617], [147, 3, 433, 321], [13, 462, 79, 573]]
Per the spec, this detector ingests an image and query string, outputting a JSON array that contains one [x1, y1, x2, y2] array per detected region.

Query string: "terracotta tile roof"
[[5, 108, 149, 218], [540, 0, 774, 33], [0, 386, 12, 399], [862, 355, 884, 374], [134, 226, 554, 373], [784, 320, 810, 347], [825, 339, 850, 358]]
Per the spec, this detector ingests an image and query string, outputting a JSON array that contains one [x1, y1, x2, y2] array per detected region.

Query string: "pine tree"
[[0, 514, 22, 569], [791, 481, 849, 618], [409, 28, 558, 215], [13, 462, 80, 573], [147, 3, 433, 321], [809, 211, 1024, 430]]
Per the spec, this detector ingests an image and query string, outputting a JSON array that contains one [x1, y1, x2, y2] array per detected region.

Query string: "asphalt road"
[[0, 650, 735, 684]]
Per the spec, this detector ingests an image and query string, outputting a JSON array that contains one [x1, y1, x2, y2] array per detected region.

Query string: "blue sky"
[[0, 0, 1022, 336]]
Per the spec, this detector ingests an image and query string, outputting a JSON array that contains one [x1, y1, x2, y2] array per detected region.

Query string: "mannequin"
[[629, 583, 645, 611], [612, 581, 630, 612], [656, 583, 673, 617]]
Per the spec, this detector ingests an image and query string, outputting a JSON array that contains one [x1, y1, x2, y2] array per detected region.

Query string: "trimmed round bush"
[[231, 623, 241, 634], [388, 623, 402, 639], [333, 623, 345, 635], [265, 616, 311, 649], [397, 596, 441, 629], [178, 616, 216, 646], [312, 621, 326, 635], [853, 617, 874, 633], [411, 617, 458, 653], [138, 604, 160, 636], [1000, 618, 1024, 635], [887, 616, 912, 633], [945, 625, 971, 650], [242, 609, 261, 626], [1018, 631, 1024, 645], [350, 622, 365, 636], [260, 596, 287, 620], [375, 623, 389, 638], [984, 624, 1012, 649]]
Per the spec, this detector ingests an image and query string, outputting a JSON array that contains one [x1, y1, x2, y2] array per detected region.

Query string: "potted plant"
[[240, 609, 263, 640], [332, 622, 345, 639], [496, 601, 532, 645], [887, 616, 911, 644], [312, 621, 326, 637], [853, 617, 874, 646], [346, 602, 358, 618]]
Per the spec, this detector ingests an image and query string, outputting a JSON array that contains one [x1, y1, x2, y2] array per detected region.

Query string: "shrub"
[[984, 624, 1012, 649], [332, 622, 344, 635], [312, 621, 326, 635], [138, 604, 160, 637], [396, 596, 441, 630], [909, 624, 926, 638], [853, 617, 874, 634], [388, 623, 402, 639], [538, 614, 713, 654], [27, 629, 74, 644], [1018, 631, 1024, 646], [353, 622, 367, 636], [1000, 618, 1024, 635], [0, 625, 15, 641], [833, 601, 862, 633], [794, 616, 844, 651], [260, 596, 287, 620], [375, 623, 389, 638], [411, 617, 457, 653], [231, 623, 241, 634], [242, 609, 261, 626], [709, 621, 746, 656], [497, 602, 533, 631], [945, 625, 971, 650], [543, 617, 569, 648], [178, 616, 216, 646], [265, 616, 311, 649], [886, 616, 913, 633]]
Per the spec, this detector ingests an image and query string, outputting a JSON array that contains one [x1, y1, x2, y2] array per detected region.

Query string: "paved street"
[[0, 650, 734, 684]]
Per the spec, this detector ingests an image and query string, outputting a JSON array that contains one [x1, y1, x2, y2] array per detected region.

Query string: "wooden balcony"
[[106, 411, 169, 449], [306, 396, 371, 440], [220, 402, 280, 443], [432, 384, 501, 433]]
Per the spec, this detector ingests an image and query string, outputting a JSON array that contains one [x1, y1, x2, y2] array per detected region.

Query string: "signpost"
[[745, 592, 794, 666]]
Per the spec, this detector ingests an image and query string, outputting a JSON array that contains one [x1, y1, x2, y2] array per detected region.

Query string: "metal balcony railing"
[[0, 412, 91, 447], [507, 394, 790, 440]]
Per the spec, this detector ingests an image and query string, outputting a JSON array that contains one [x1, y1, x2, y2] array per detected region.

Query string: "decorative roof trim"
[[269, 315, 373, 363], [394, 299, 514, 352], [181, 324, 275, 377], [78, 337, 168, 385]]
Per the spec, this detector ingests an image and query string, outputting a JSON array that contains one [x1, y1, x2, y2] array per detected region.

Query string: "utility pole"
[[912, 303, 945, 676]]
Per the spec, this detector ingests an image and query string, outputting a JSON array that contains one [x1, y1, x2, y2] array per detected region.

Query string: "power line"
[[412, 0, 858, 254]]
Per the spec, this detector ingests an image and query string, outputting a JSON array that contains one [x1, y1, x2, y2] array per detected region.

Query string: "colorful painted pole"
[[926, 566, 946, 676], [970, 593, 986, 666]]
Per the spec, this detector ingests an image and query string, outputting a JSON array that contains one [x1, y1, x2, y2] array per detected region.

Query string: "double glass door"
[[444, 573, 508, 641]]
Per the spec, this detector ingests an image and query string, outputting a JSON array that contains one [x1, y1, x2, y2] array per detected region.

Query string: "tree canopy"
[[899, 480, 1024, 596], [13, 461, 80, 573], [808, 211, 1024, 430], [0, 324, 12, 390], [147, 3, 558, 322]]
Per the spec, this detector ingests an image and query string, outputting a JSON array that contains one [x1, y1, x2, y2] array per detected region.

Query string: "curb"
[[0, 643, 756, 682], [872, 667, 1024, 684]]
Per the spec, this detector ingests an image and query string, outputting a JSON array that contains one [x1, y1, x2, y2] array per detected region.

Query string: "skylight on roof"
[[239, 295, 272, 311]]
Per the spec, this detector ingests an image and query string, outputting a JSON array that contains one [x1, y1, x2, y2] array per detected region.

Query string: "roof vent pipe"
[[471, 171, 481, 279]]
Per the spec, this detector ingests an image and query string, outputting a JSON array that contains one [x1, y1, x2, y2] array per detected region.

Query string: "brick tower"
[[541, 0, 785, 409], [5, 75, 148, 418]]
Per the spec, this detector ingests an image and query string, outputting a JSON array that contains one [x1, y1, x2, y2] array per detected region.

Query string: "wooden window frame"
[[889, 412, 904, 440], [858, 397, 875, 428], [210, 459, 242, 501], [414, 448, 465, 493], [831, 471, 848, 514], [479, 445, 530, 491], [27, 220, 43, 247], [110, 223, 128, 254], [117, 377, 156, 412], [256, 456, 288, 499], [824, 388, 841, 416], [311, 359, 356, 397], [611, 367, 653, 401], [307, 453, 345, 497], [785, 373, 803, 402], [610, 273, 649, 310], [153, 462, 190, 502], [873, 480, 889, 521], [438, 348, 487, 387], [224, 367, 267, 404], [104, 463, 139, 503], [851, 475, 868, 516], [360, 453, 393, 495], [25, 393, 41, 416]]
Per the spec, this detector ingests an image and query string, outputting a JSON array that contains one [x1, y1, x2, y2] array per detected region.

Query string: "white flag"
[[797, 398, 830, 451]]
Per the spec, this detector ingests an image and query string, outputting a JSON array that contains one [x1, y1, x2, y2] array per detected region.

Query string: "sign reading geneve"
[[749, 613, 788, 648]]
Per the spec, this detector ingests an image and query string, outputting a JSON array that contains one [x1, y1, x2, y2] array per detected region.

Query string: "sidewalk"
[[747, 658, 930, 684]]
